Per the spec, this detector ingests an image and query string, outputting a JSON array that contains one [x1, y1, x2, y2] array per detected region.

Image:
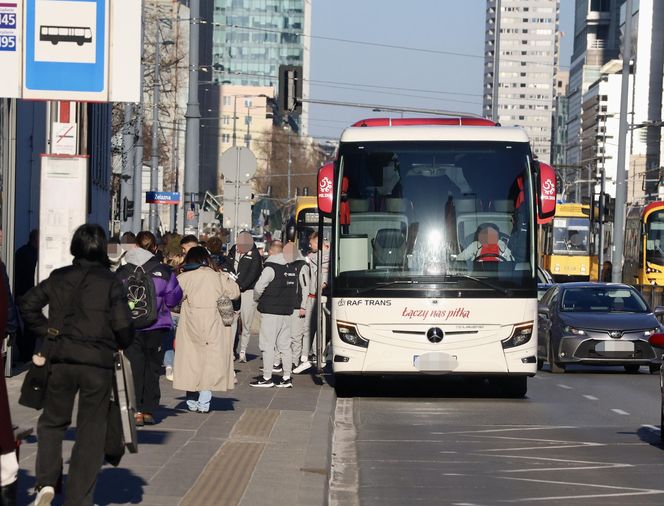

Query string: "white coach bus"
[[315, 117, 556, 397]]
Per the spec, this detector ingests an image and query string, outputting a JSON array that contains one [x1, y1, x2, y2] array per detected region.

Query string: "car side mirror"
[[654, 306, 664, 318], [537, 303, 550, 318]]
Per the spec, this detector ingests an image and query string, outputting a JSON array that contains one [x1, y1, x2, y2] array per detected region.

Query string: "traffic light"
[[122, 197, 134, 221], [278, 65, 302, 114]]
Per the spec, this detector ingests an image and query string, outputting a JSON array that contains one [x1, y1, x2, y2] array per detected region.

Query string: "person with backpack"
[[116, 231, 182, 426], [173, 247, 240, 412], [19, 224, 134, 506]]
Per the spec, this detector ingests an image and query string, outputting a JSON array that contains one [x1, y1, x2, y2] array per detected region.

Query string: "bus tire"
[[334, 375, 357, 398], [548, 340, 565, 374], [501, 376, 527, 398]]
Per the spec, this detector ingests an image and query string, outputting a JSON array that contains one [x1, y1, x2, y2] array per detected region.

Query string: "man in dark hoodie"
[[116, 231, 182, 426], [227, 231, 263, 362]]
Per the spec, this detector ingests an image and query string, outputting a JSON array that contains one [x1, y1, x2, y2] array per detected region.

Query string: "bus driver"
[[455, 223, 514, 262]]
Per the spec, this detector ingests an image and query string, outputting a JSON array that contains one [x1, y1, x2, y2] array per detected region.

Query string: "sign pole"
[[184, 0, 200, 235], [148, 23, 160, 234]]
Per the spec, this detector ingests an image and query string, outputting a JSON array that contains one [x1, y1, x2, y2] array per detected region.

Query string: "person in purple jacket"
[[117, 231, 183, 426]]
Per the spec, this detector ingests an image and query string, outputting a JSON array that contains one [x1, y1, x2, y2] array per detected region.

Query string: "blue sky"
[[308, 0, 574, 140]]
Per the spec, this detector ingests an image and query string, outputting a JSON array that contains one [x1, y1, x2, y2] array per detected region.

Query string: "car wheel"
[[499, 376, 527, 398], [624, 364, 641, 374], [649, 364, 662, 374], [548, 339, 565, 374]]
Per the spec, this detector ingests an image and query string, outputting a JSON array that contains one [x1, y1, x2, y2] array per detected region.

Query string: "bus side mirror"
[[317, 162, 334, 216], [536, 161, 556, 223]]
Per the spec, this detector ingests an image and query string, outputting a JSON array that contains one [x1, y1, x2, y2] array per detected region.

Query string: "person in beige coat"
[[173, 246, 240, 413]]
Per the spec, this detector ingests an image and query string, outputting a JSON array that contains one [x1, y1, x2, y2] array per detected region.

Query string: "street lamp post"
[[148, 26, 161, 234], [184, 0, 201, 235]]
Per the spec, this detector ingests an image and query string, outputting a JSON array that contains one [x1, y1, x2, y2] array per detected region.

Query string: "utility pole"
[[133, 4, 146, 234], [611, 0, 633, 282], [148, 24, 161, 234], [184, 0, 201, 235], [121, 103, 135, 233], [232, 95, 237, 147], [598, 166, 606, 280]]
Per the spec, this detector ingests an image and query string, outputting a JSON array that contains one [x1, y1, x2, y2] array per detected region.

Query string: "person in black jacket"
[[20, 224, 134, 506], [227, 231, 263, 362]]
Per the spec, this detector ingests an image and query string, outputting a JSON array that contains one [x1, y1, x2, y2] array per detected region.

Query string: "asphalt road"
[[330, 365, 664, 506]]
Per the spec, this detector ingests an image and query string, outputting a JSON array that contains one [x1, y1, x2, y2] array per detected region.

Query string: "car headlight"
[[644, 328, 661, 337], [563, 326, 586, 336], [502, 322, 533, 349], [337, 322, 369, 348]]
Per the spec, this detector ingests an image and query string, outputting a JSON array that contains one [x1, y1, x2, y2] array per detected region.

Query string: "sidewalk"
[[6, 339, 335, 506]]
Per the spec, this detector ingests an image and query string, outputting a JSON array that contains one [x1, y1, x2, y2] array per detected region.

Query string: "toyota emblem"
[[609, 331, 622, 338], [427, 327, 444, 343]]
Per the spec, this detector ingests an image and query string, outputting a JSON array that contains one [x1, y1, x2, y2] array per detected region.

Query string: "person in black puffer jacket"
[[20, 224, 134, 506]]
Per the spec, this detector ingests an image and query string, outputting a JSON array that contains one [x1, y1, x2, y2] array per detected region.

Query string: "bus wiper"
[[354, 279, 416, 296], [449, 274, 511, 296]]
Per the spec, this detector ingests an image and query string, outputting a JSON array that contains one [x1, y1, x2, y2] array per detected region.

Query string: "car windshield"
[[560, 287, 648, 313], [335, 140, 535, 294], [645, 210, 664, 266]]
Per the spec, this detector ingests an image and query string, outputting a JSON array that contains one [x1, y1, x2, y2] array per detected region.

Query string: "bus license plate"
[[413, 353, 458, 372], [595, 341, 634, 353]]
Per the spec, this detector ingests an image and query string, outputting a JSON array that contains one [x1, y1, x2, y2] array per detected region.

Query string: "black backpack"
[[121, 261, 159, 329]]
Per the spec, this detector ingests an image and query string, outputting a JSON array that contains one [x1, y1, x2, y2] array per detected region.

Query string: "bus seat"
[[492, 200, 515, 213], [349, 199, 370, 212], [455, 198, 481, 214], [372, 228, 406, 269], [385, 198, 411, 213]]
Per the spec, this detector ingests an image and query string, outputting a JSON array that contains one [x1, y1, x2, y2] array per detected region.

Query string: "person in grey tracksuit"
[[250, 242, 298, 388], [290, 251, 310, 368]]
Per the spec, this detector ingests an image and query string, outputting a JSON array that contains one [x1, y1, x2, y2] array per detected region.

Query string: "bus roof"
[[339, 125, 530, 144], [642, 201, 664, 220], [295, 196, 318, 216]]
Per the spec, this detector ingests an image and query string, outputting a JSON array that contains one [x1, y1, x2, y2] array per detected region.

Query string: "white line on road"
[[328, 398, 359, 506], [556, 384, 573, 389], [583, 395, 598, 401], [611, 409, 630, 416]]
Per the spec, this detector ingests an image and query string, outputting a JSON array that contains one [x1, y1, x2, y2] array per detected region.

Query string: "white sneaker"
[[239, 352, 247, 363], [165, 365, 174, 381], [35, 486, 55, 506], [293, 360, 312, 374]]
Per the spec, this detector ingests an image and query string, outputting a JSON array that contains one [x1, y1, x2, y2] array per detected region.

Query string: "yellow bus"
[[284, 196, 331, 254], [624, 201, 664, 286], [541, 203, 599, 282]]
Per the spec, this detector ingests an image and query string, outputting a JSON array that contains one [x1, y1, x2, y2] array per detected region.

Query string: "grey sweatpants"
[[290, 307, 307, 362], [239, 289, 258, 354], [259, 313, 292, 380]]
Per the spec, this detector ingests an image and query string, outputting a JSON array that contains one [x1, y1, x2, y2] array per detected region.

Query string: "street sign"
[[223, 184, 252, 202], [0, 0, 21, 97], [52, 121, 77, 154], [24, 0, 109, 99], [146, 191, 181, 205], [220, 146, 257, 183]]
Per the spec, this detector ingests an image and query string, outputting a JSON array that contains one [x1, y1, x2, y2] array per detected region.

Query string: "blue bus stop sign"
[[24, 0, 106, 93]]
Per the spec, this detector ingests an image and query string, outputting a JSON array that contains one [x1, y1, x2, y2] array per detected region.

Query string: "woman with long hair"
[[20, 224, 134, 506], [173, 246, 240, 412]]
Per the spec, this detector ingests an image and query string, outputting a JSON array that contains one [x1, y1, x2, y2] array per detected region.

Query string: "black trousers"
[[37, 363, 112, 506], [124, 329, 166, 413]]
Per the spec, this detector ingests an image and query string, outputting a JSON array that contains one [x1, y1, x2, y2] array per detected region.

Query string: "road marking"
[[583, 395, 598, 401], [474, 453, 631, 473], [556, 384, 573, 389], [611, 409, 630, 415], [496, 476, 664, 502]]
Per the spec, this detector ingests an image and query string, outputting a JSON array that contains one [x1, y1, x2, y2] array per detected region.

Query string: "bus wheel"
[[334, 375, 357, 398], [548, 341, 565, 374], [500, 376, 527, 398]]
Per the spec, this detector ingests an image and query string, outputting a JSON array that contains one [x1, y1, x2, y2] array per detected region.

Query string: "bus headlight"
[[502, 323, 533, 349], [337, 322, 369, 348]]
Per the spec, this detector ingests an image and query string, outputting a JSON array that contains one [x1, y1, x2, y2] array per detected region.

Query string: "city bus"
[[314, 117, 556, 397], [284, 196, 332, 254], [624, 201, 664, 286], [540, 203, 599, 282]]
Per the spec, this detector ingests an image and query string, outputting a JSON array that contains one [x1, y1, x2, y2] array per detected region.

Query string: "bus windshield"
[[552, 217, 590, 255], [336, 140, 534, 293], [646, 210, 664, 266]]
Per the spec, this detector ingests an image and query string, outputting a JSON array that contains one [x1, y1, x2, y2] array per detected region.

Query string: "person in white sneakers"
[[250, 241, 297, 388], [294, 232, 329, 374]]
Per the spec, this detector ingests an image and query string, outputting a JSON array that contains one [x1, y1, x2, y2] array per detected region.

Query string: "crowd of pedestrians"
[[0, 223, 328, 505]]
